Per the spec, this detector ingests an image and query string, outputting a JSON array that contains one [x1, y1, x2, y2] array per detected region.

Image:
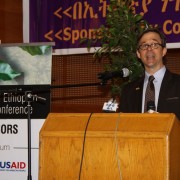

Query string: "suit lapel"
[[134, 77, 144, 112], [157, 70, 172, 110]]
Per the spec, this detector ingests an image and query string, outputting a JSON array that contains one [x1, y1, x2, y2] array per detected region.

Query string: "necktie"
[[144, 75, 155, 112]]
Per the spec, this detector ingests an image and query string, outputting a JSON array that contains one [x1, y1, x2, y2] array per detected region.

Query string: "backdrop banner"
[[0, 43, 52, 180], [26, 0, 180, 55], [133, 0, 180, 49]]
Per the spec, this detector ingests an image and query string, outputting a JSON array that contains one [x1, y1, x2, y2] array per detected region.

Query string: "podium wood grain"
[[39, 113, 180, 180]]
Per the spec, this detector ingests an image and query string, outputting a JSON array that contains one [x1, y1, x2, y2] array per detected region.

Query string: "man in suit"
[[119, 28, 180, 120]]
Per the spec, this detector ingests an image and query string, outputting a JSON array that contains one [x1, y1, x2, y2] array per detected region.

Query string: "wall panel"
[[0, 1, 180, 112], [0, 0, 23, 43]]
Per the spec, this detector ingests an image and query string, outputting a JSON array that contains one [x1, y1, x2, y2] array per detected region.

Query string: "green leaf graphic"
[[19, 46, 50, 56], [0, 60, 21, 81]]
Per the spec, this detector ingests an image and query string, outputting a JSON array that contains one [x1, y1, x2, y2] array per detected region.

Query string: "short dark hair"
[[137, 28, 166, 48]]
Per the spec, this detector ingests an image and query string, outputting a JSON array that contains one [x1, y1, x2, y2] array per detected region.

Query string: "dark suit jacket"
[[119, 69, 180, 120]]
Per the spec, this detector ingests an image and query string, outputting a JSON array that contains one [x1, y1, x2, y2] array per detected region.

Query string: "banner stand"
[[0, 42, 52, 180]]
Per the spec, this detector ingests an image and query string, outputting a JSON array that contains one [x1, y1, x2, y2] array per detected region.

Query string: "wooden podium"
[[39, 113, 180, 180]]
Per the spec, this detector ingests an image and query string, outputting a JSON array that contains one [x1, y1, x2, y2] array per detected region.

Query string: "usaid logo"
[[0, 161, 26, 172]]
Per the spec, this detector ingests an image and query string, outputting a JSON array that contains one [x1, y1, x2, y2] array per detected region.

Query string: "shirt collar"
[[145, 66, 166, 83]]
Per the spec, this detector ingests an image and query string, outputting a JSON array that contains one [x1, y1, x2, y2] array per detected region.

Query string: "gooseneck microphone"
[[98, 68, 130, 81], [147, 101, 156, 111]]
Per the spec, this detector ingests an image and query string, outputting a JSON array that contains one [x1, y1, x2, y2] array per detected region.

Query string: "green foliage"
[[0, 60, 21, 81], [91, 0, 150, 96], [19, 45, 51, 56], [0, 45, 50, 81]]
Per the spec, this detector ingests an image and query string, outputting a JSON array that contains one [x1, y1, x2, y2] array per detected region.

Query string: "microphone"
[[98, 68, 130, 81], [147, 101, 156, 111]]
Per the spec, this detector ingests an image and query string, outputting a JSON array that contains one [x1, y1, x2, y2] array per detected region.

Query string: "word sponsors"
[[53, 27, 96, 44]]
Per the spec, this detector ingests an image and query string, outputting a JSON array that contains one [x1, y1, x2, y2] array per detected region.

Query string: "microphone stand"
[[24, 91, 46, 180], [51, 81, 107, 89], [25, 91, 32, 180], [0, 88, 45, 180]]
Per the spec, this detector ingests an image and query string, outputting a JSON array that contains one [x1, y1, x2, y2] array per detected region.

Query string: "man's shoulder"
[[172, 72, 180, 79], [166, 69, 180, 81]]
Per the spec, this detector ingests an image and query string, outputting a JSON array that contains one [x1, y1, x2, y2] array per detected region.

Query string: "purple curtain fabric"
[[30, 0, 108, 49], [29, 0, 180, 50], [134, 0, 180, 43]]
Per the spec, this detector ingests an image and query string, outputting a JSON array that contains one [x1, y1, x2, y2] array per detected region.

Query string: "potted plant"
[[88, 0, 150, 97]]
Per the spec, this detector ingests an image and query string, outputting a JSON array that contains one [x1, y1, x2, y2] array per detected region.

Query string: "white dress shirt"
[[142, 66, 166, 112]]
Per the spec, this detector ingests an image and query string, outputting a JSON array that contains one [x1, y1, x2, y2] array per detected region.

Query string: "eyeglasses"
[[138, 42, 163, 50]]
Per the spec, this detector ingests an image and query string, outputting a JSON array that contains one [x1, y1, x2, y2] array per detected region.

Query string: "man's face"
[[136, 32, 167, 71]]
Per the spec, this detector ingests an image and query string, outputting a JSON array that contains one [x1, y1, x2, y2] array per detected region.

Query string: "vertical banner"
[[0, 43, 52, 180]]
